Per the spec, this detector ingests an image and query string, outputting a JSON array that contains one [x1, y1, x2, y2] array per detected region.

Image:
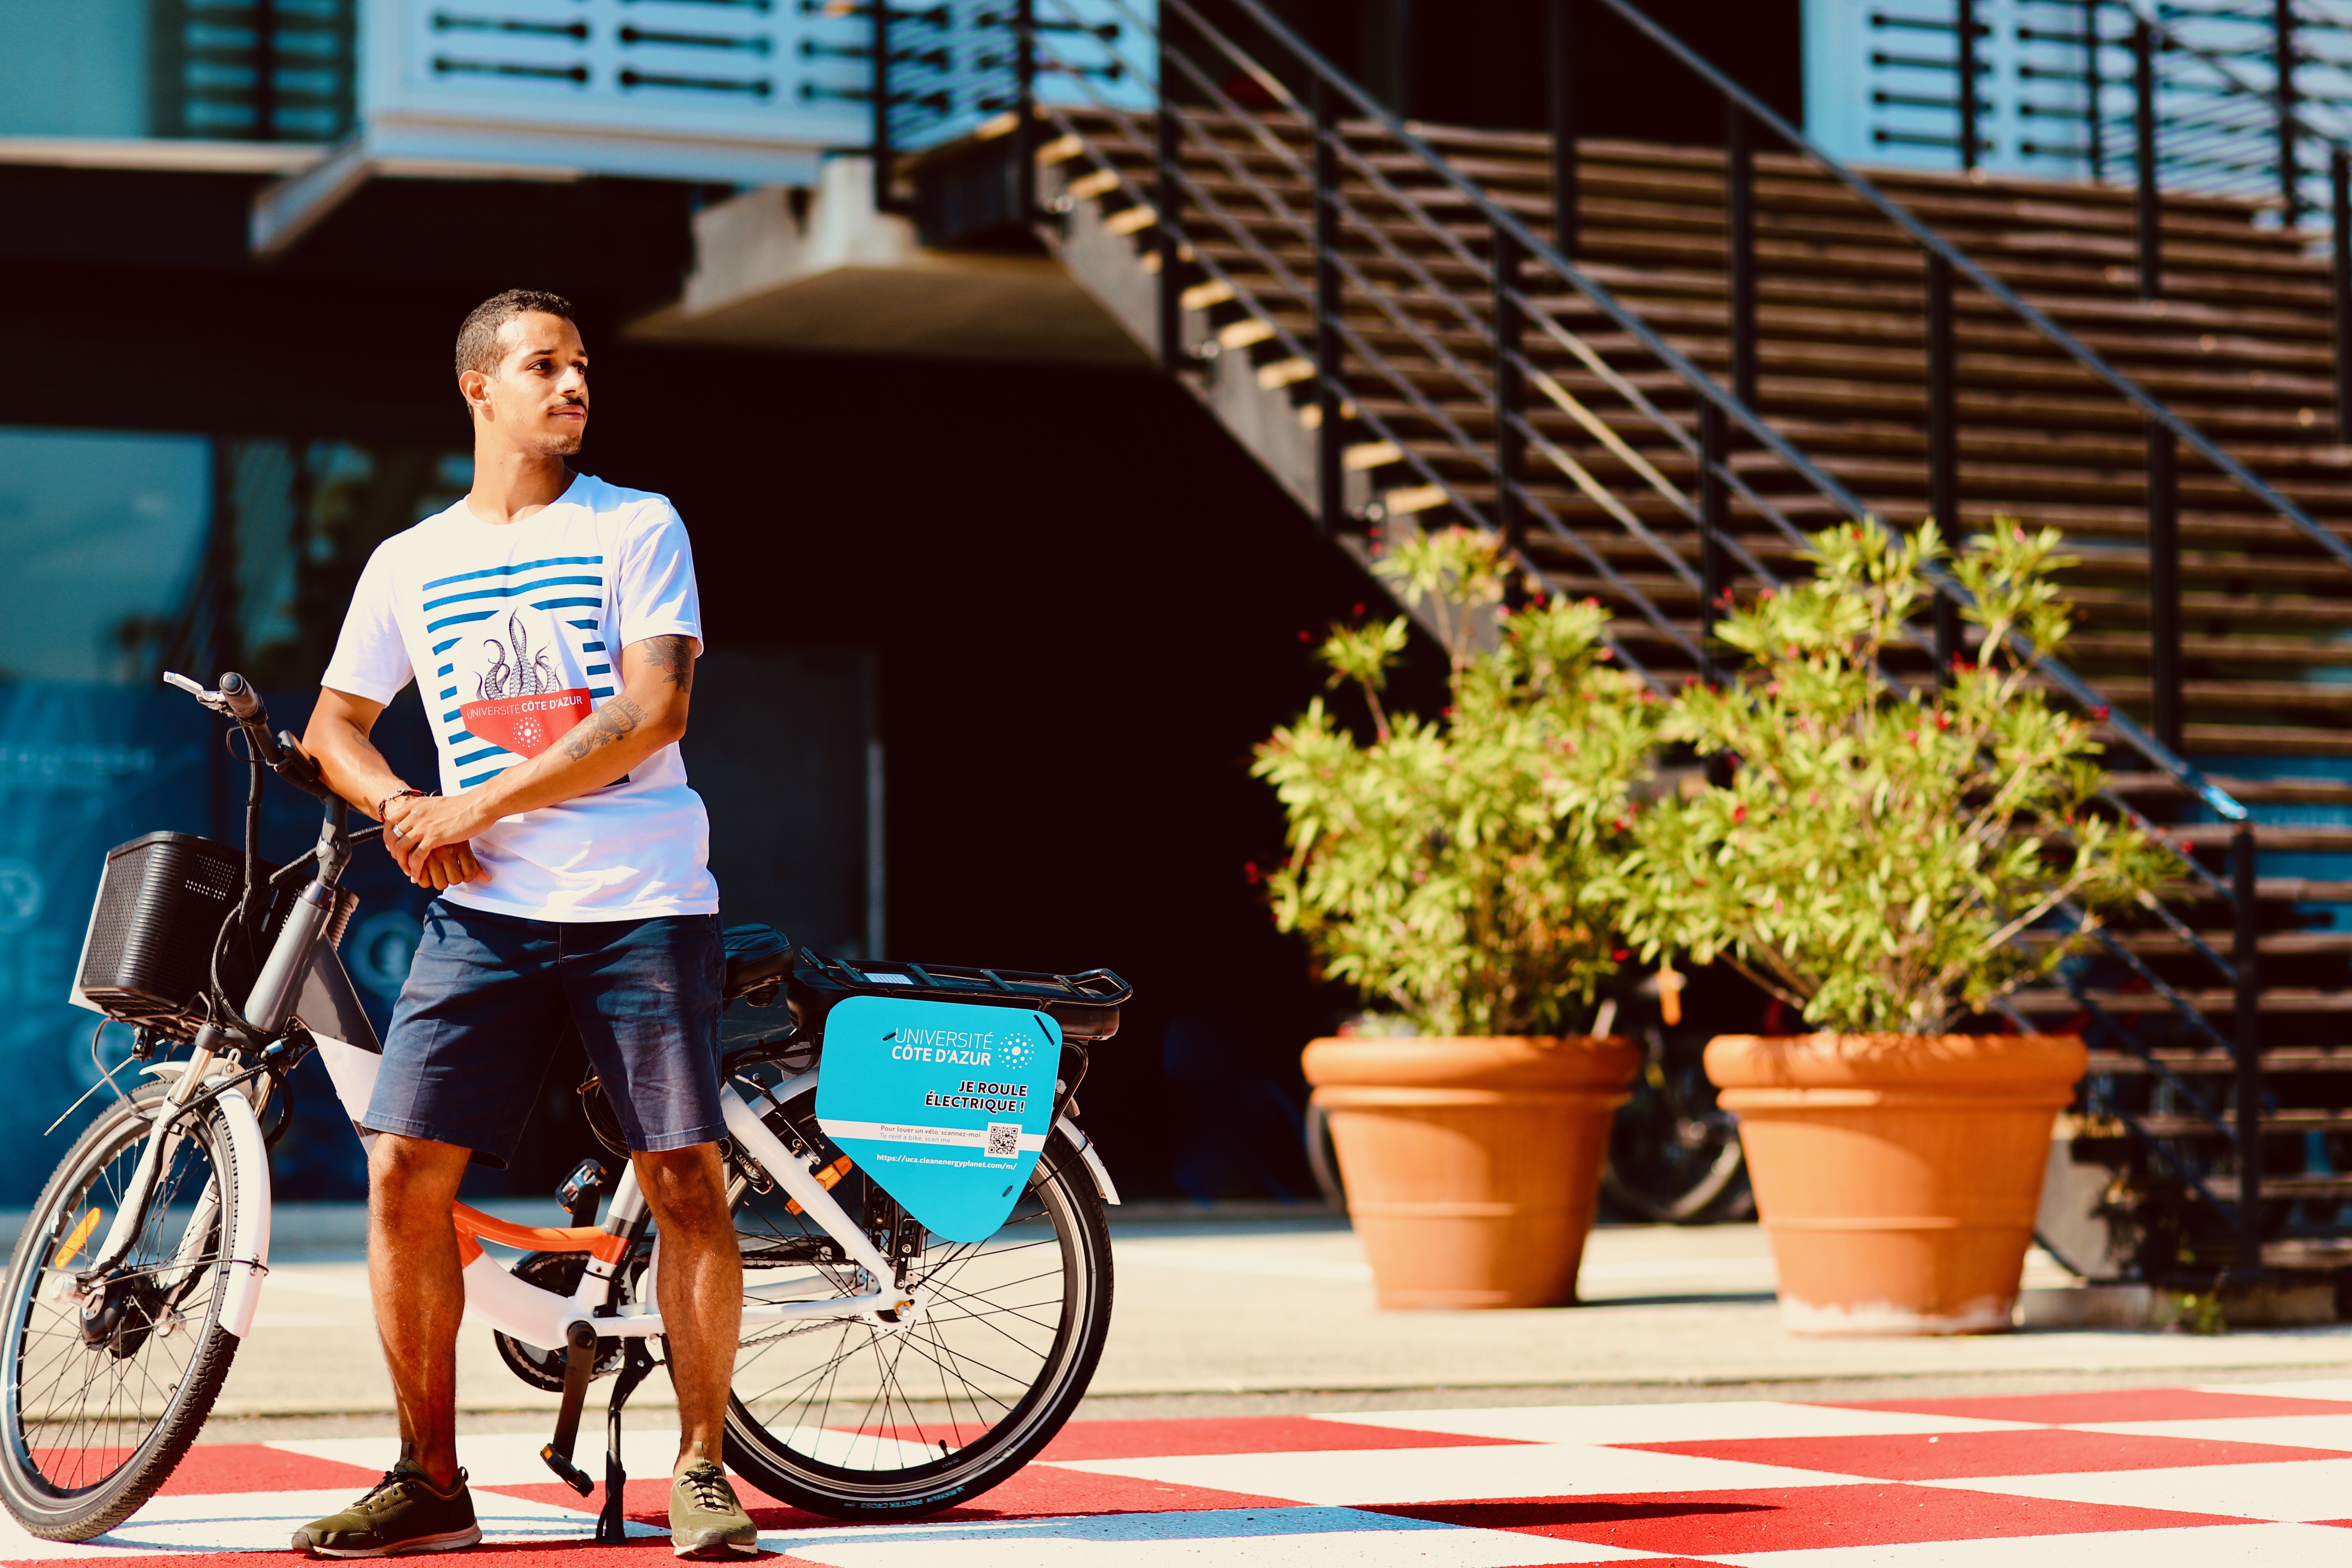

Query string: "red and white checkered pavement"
[[15, 1379, 2352, 1565]]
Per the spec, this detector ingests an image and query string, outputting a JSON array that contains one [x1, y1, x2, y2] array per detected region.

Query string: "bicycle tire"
[[721, 1090, 1112, 1520], [0, 1081, 247, 1542]]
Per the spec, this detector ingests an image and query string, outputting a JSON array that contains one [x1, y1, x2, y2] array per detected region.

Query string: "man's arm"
[[304, 688, 408, 818], [382, 634, 695, 869], [304, 687, 485, 890]]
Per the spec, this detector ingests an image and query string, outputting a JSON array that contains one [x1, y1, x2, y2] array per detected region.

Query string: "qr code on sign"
[[985, 1122, 1020, 1160]]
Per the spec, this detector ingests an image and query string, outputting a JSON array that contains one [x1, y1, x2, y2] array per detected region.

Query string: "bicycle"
[[0, 670, 1131, 1544]]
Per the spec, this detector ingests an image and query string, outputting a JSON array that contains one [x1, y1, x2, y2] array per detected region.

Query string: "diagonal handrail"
[[1048, 0, 2251, 903], [1041, 90, 1705, 671], [1170, 0, 2252, 824], [1586, 0, 2352, 591], [1018, 0, 2270, 1246]]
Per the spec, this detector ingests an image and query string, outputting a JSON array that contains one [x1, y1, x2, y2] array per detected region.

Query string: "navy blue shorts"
[[365, 900, 725, 1167]]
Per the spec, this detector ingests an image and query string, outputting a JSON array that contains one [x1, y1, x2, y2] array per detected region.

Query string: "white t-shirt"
[[321, 472, 720, 922]]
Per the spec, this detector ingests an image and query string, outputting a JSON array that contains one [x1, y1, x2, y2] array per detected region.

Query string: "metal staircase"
[[861, 0, 2352, 1285]]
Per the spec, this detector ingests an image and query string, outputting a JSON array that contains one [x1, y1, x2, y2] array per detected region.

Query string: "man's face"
[[464, 312, 589, 454]]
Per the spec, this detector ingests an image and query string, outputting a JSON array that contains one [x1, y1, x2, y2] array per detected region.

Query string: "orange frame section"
[[449, 1200, 631, 1268]]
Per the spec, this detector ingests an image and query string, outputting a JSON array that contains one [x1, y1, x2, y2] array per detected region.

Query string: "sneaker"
[[669, 1461, 758, 1557], [291, 1459, 481, 1557]]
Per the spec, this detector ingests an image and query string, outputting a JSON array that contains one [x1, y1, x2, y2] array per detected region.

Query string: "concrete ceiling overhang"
[[627, 157, 1146, 367]]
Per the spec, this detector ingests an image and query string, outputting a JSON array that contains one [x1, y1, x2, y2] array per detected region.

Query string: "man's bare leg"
[[368, 1134, 474, 1489], [633, 1144, 742, 1475]]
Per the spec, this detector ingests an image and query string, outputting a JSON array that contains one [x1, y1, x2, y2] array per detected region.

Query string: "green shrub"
[[1251, 529, 1662, 1037], [1594, 517, 2175, 1035]]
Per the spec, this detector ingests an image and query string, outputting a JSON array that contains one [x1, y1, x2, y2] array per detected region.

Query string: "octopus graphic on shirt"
[[426, 553, 613, 785], [460, 609, 591, 759]]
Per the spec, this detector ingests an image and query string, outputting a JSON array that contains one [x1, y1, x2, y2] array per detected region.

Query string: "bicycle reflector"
[[72, 831, 355, 1040]]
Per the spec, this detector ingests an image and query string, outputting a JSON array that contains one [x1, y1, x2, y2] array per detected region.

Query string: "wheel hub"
[[78, 1276, 169, 1360]]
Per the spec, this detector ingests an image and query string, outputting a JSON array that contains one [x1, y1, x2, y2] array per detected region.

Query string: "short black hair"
[[455, 289, 578, 378]]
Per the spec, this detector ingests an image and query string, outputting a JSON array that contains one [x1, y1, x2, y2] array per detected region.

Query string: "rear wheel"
[[722, 1080, 1112, 1518], [0, 1081, 245, 1541], [1602, 1026, 1749, 1223]]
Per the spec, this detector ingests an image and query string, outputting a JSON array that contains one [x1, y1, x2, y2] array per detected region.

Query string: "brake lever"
[[162, 671, 232, 714]]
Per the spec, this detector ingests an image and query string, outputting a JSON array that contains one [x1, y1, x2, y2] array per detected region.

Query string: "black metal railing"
[[833, 0, 1138, 212], [1595, 0, 2352, 741], [1876, 3, 2352, 449], [1591, 11, 2276, 1271], [1887, 2, 2340, 215], [943, 0, 2304, 1274]]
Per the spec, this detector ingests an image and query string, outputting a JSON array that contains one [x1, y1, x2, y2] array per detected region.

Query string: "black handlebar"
[[209, 672, 333, 800], [216, 671, 262, 722]]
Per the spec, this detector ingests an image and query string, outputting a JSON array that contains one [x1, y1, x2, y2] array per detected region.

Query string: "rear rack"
[[790, 951, 1131, 1041]]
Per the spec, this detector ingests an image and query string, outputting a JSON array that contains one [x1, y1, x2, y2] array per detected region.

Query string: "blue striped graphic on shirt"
[[432, 552, 610, 788]]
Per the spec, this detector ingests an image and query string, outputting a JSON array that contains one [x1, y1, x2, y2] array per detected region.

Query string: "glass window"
[[0, 0, 355, 142], [0, 428, 211, 684], [0, 0, 151, 137]]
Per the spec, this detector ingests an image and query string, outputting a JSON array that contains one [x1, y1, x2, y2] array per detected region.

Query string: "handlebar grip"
[[216, 672, 262, 721], [216, 673, 288, 769]]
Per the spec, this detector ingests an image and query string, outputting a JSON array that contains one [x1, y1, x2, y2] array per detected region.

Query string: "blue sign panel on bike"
[[814, 995, 1059, 1242]]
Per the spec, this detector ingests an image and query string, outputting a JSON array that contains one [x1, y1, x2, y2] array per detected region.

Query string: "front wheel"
[[0, 1080, 248, 1541], [721, 1088, 1113, 1519]]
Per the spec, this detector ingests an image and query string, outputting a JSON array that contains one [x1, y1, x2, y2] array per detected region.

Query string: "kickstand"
[[594, 1339, 659, 1545]]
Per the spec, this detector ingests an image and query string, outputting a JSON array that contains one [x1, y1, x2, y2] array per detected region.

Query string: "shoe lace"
[[680, 1466, 738, 1514], [350, 1472, 411, 1515], [353, 1467, 457, 1516]]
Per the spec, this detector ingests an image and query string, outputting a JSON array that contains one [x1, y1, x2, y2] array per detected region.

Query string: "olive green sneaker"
[[669, 1461, 758, 1557], [291, 1459, 481, 1557]]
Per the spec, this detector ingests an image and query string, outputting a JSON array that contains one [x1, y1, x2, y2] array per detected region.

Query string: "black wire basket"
[[74, 831, 353, 1040]]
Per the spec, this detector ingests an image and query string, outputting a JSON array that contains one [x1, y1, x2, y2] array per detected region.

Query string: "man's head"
[[455, 289, 588, 455]]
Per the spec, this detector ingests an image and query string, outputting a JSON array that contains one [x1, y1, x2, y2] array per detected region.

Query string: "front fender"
[[212, 1084, 273, 1339]]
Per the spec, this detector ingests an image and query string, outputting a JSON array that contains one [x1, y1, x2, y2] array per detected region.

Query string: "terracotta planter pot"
[[1706, 1032, 2086, 1335], [1302, 1035, 1638, 1310]]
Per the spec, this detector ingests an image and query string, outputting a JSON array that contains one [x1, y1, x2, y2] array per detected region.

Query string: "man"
[[292, 289, 755, 1558]]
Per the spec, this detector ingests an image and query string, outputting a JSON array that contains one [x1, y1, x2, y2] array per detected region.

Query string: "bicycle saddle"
[[722, 924, 795, 1005]]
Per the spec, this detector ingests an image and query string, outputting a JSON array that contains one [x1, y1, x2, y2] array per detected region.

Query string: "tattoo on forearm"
[[560, 695, 647, 762], [639, 635, 695, 693]]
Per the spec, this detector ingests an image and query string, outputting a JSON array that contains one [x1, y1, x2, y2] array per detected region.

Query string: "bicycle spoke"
[[6, 1092, 234, 1501]]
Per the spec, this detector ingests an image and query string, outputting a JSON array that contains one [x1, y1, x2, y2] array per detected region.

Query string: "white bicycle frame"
[[109, 1018, 1117, 1363], [58, 670, 1119, 1415], [298, 1010, 1117, 1358]]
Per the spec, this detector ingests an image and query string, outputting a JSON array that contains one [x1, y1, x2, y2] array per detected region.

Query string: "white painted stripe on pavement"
[[1311, 1401, 2039, 1445], [1042, 1442, 1867, 1504], [761, 1505, 1655, 1567]]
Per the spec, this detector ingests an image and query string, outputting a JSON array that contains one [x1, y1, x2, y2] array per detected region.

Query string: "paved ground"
[[20, 1380, 2352, 1563], [13, 1205, 2352, 1562], [183, 1202, 2352, 1422]]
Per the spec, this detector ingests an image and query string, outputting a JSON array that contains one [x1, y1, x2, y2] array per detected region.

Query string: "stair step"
[[2167, 825, 2352, 851], [2089, 1046, 2352, 1074], [2104, 772, 2352, 804], [2098, 930, 2352, 956], [2014, 986, 2352, 1012], [2201, 1174, 2352, 1200], [2128, 1110, 2352, 1136]]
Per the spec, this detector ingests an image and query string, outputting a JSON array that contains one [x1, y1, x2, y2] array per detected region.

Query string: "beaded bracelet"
[[376, 786, 434, 822]]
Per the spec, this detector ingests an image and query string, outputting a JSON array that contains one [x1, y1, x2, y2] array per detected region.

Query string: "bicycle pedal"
[[539, 1443, 595, 1496]]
